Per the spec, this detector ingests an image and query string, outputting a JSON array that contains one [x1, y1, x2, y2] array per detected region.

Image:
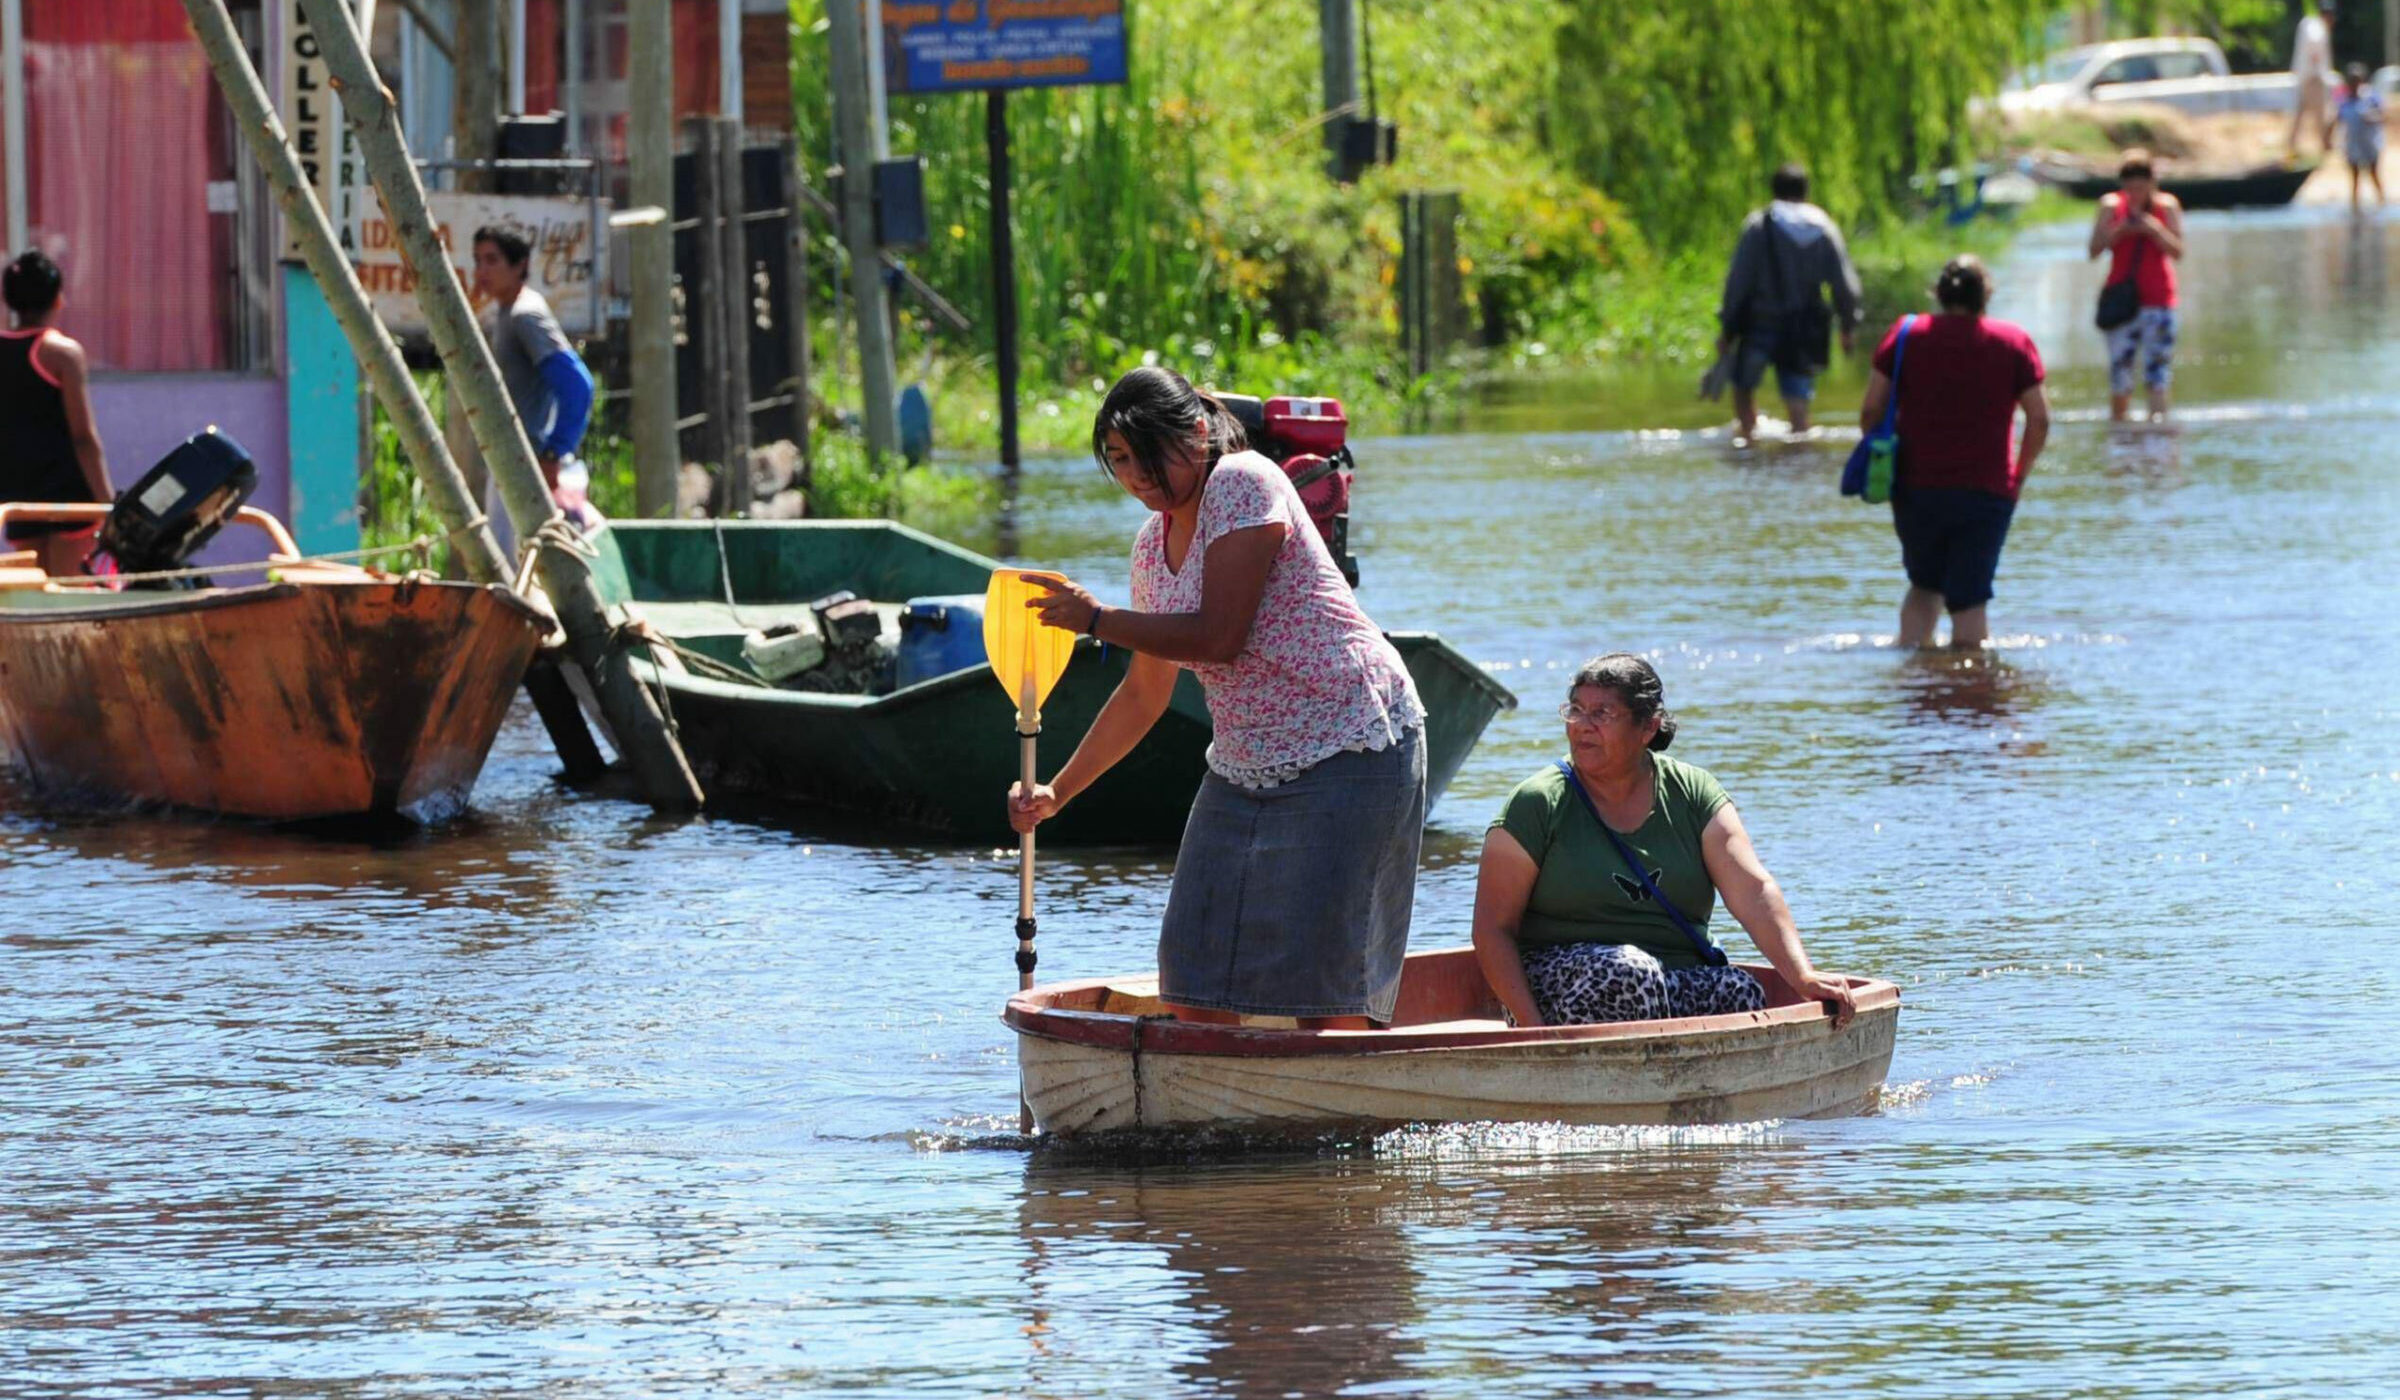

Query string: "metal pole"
[[296, 0, 704, 813], [629, 0, 678, 518], [453, 0, 502, 191], [1318, 0, 1358, 180], [824, 0, 899, 462], [719, 0, 741, 120], [3, 0, 27, 254], [717, 115, 755, 515], [180, 0, 507, 587], [507, 0, 526, 114], [988, 90, 1020, 475]]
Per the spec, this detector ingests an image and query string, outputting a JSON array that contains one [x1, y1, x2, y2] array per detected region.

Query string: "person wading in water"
[[0, 251, 112, 577]]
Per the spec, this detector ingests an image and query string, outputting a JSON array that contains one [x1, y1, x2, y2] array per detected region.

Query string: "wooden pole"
[[824, 0, 899, 463], [716, 115, 755, 516], [296, 0, 704, 813], [628, 0, 680, 518], [783, 138, 814, 489], [690, 116, 732, 499], [452, 0, 501, 193]]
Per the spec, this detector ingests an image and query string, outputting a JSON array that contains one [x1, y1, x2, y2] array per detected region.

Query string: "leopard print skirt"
[[1518, 942, 1765, 1026]]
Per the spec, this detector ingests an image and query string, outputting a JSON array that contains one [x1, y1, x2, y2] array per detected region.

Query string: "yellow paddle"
[[983, 569, 1080, 1135]]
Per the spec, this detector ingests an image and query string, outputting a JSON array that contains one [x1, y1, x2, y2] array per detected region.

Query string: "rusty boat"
[[0, 500, 548, 821]]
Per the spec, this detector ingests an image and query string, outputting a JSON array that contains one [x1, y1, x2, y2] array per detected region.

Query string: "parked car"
[[1994, 38, 2297, 118]]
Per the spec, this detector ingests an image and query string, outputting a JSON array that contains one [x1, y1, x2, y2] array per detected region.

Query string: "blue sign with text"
[[883, 1, 1128, 95]]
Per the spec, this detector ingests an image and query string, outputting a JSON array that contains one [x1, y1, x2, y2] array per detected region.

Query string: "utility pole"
[[297, 0, 704, 813], [628, 0, 679, 518], [1319, 0, 1358, 180], [824, 0, 899, 463]]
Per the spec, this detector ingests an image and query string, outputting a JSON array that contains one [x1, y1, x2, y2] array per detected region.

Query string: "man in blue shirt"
[[471, 225, 599, 530]]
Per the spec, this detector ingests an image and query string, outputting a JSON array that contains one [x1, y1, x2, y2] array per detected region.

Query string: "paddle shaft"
[[1016, 678, 1039, 1137]]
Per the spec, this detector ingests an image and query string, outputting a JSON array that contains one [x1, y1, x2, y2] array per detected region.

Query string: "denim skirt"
[[1156, 725, 1426, 1023]]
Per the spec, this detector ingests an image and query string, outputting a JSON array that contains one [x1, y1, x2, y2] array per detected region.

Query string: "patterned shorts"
[[1518, 942, 1766, 1026], [2106, 306, 2177, 397]]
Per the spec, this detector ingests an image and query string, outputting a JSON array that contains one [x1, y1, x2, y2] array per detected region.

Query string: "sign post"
[[881, 1, 1128, 474]]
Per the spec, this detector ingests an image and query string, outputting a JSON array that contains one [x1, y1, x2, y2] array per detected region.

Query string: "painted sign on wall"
[[353, 193, 606, 336], [280, 0, 363, 259], [883, 0, 1129, 95]]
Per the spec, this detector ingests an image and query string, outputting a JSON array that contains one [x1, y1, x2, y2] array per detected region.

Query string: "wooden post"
[[628, 0, 680, 518], [716, 115, 755, 516], [295, 0, 704, 813], [824, 0, 899, 463], [452, 0, 501, 193], [690, 116, 732, 500], [784, 139, 814, 489]]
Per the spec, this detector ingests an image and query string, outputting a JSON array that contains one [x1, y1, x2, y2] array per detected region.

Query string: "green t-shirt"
[[1489, 755, 1732, 970]]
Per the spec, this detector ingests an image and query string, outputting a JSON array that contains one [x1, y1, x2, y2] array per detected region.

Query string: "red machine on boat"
[[1217, 393, 1358, 586]]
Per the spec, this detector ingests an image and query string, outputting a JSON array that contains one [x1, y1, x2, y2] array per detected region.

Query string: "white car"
[[1994, 37, 2297, 118]]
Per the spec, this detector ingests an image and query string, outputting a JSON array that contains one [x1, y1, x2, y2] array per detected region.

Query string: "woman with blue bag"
[[1469, 653, 1858, 1029], [1856, 256, 2050, 650]]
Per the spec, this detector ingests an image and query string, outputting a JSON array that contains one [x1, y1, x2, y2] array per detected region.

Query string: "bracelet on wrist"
[[1085, 605, 1104, 639]]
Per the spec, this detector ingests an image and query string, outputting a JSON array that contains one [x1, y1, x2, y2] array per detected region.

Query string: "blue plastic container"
[[895, 594, 990, 689]]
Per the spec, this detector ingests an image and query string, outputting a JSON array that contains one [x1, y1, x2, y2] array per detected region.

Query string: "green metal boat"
[[591, 519, 1516, 845]]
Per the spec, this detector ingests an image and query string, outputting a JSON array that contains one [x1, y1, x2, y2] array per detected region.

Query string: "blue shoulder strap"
[[1876, 314, 1916, 437], [1554, 760, 1727, 968]]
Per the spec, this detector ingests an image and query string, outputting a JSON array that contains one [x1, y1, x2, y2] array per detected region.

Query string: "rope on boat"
[[38, 534, 447, 590]]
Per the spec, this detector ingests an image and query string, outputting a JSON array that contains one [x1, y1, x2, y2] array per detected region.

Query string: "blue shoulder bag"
[[1842, 314, 1915, 504], [1554, 760, 1727, 968]]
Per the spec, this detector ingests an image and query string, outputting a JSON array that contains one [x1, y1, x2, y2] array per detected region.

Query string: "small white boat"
[[1004, 947, 1899, 1136]]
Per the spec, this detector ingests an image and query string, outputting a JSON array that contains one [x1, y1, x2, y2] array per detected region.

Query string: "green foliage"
[[1547, 0, 2050, 252]]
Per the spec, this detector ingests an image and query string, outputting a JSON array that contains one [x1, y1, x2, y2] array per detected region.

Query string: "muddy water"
[[6, 208, 2398, 1396]]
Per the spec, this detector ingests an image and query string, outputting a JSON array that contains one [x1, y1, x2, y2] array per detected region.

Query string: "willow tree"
[[1548, 0, 2049, 251]]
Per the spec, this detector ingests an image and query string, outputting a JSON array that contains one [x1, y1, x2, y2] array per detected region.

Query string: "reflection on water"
[[6, 210, 2400, 1395]]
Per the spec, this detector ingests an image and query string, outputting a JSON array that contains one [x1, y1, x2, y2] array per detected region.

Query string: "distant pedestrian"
[[470, 225, 599, 539], [1715, 163, 1863, 445], [1856, 256, 2050, 650], [2086, 150, 2185, 423], [2288, 2, 2336, 157], [0, 251, 112, 578], [2337, 63, 2387, 210]]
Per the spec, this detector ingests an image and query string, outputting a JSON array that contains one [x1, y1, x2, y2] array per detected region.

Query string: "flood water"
[[7, 209, 2399, 1396]]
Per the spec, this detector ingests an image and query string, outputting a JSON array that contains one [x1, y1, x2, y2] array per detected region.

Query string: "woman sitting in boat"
[[1471, 653, 1857, 1029], [1009, 365, 1425, 1030]]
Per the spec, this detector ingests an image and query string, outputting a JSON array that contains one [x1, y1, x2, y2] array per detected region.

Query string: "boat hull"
[[594, 520, 1516, 844], [2040, 160, 2315, 209], [0, 579, 547, 819], [1006, 949, 1899, 1135]]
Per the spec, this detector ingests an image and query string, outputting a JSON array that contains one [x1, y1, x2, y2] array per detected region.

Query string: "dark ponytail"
[[1091, 364, 1247, 494], [1570, 652, 1678, 751], [1933, 254, 1991, 315]]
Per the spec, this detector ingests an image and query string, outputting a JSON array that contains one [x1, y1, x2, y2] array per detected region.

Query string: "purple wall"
[[90, 375, 290, 570]]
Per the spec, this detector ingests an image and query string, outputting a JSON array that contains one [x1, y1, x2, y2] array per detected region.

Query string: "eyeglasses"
[[1558, 702, 1630, 728]]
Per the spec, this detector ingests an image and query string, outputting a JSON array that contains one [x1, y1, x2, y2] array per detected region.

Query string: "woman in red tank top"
[[2086, 149, 2186, 424], [0, 251, 112, 577]]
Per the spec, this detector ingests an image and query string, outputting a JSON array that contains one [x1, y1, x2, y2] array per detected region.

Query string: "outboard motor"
[[96, 428, 258, 588], [1215, 393, 1359, 586]]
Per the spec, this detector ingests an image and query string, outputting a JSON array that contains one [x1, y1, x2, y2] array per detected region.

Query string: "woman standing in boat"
[[1009, 366, 1426, 1030], [1471, 653, 1856, 1029], [0, 251, 112, 577]]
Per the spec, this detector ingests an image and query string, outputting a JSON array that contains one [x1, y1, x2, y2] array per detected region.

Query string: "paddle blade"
[[983, 570, 1079, 720]]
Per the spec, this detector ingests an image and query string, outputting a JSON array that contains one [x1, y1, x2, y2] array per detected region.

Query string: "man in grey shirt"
[[1715, 164, 1863, 444], [471, 225, 598, 536]]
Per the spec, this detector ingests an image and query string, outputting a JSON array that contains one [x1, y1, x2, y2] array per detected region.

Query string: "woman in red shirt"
[[2087, 149, 2185, 423], [1858, 256, 2051, 650]]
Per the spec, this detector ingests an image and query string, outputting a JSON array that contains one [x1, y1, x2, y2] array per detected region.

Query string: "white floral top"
[[1129, 451, 1423, 788]]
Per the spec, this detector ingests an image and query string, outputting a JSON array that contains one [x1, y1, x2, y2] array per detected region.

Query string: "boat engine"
[[1215, 394, 1358, 586], [97, 428, 258, 588]]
